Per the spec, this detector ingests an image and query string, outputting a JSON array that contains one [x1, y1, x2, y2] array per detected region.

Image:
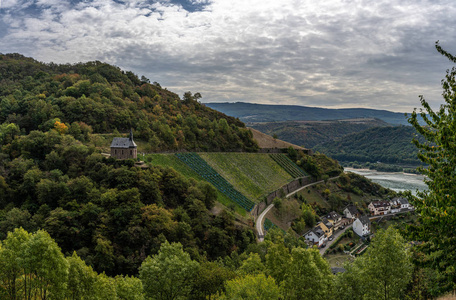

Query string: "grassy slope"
[[142, 153, 247, 216], [296, 180, 387, 211], [199, 153, 293, 202]]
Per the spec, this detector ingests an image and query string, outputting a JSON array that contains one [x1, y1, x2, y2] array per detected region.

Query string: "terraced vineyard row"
[[269, 154, 307, 178], [175, 153, 255, 211]]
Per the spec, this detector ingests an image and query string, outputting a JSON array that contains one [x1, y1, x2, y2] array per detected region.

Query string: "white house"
[[343, 204, 360, 220], [353, 216, 371, 237], [389, 198, 401, 213], [304, 227, 326, 247], [398, 197, 411, 209], [368, 200, 391, 215]]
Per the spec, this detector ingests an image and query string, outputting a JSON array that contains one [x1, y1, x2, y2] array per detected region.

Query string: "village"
[[304, 197, 414, 251]]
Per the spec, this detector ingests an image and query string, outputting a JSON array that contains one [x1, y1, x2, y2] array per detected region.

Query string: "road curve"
[[255, 176, 339, 242], [286, 176, 339, 198], [256, 204, 275, 242]]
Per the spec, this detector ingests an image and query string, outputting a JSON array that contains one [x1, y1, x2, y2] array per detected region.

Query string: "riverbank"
[[344, 168, 427, 195]]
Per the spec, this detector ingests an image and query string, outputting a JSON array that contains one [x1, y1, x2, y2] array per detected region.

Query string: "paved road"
[[256, 204, 274, 242], [286, 176, 339, 198], [319, 224, 353, 255], [256, 177, 339, 242]]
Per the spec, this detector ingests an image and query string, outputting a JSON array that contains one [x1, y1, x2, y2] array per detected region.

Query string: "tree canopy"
[[407, 41, 456, 293], [334, 227, 412, 300], [0, 53, 258, 152]]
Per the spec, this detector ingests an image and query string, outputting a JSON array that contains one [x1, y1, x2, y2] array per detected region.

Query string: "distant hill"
[[313, 126, 424, 166], [250, 118, 390, 148], [205, 102, 411, 125]]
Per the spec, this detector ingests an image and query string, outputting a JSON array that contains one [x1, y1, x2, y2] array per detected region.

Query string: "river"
[[344, 168, 427, 196]]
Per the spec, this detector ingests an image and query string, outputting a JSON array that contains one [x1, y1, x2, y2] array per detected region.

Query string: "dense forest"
[[313, 126, 424, 166], [250, 119, 389, 148], [0, 129, 256, 275], [0, 53, 258, 152], [0, 54, 263, 276]]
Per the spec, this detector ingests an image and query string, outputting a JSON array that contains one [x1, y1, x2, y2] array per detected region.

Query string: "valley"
[[0, 53, 440, 299]]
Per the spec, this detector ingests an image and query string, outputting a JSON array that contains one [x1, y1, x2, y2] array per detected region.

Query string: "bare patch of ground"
[[264, 198, 302, 232], [249, 128, 306, 150]]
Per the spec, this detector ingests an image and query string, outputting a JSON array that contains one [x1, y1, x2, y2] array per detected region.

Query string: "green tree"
[[364, 227, 412, 299], [265, 242, 291, 283], [407, 41, 456, 293], [302, 204, 316, 228], [0, 228, 69, 300], [280, 247, 334, 300], [238, 253, 265, 276], [335, 227, 412, 300], [66, 251, 98, 300], [95, 272, 117, 300], [22, 230, 69, 300], [139, 241, 199, 300], [115, 275, 144, 300], [0, 227, 32, 300], [189, 261, 236, 300], [215, 273, 280, 300]]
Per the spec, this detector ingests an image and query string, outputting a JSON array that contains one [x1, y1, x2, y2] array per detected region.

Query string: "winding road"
[[255, 177, 339, 242], [256, 204, 275, 242]]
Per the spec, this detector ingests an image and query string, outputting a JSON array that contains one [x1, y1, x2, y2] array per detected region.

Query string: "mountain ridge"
[[205, 102, 410, 125]]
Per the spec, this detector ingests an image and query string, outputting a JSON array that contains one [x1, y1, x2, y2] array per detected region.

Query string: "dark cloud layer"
[[1, 0, 455, 112]]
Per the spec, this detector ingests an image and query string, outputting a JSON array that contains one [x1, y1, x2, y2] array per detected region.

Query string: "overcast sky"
[[1, 0, 456, 112]]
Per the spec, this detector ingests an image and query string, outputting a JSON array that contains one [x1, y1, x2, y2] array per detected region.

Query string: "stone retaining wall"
[[265, 176, 315, 204], [251, 176, 317, 218]]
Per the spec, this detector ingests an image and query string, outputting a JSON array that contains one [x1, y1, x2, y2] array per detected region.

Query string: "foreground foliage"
[[407, 42, 456, 294], [0, 226, 415, 299], [335, 227, 412, 300]]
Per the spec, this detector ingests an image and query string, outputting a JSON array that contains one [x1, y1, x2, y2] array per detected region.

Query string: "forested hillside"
[[0, 53, 433, 299], [313, 126, 423, 166], [250, 119, 390, 148], [0, 53, 258, 152], [0, 130, 256, 275], [0, 54, 262, 276]]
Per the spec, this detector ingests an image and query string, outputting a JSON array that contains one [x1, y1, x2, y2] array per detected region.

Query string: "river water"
[[344, 168, 428, 196]]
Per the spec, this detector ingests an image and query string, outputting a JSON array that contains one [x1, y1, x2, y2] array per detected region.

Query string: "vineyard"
[[199, 153, 293, 201], [175, 153, 255, 211], [269, 153, 307, 178]]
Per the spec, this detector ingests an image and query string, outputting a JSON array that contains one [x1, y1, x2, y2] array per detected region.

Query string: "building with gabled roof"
[[326, 211, 342, 230], [368, 200, 391, 215], [343, 204, 360, 220], [397, 197, 411, 209], [110, 129, 137, 159], [317, 218, 333, 238], [353, 215, 371, 237], [304, 227, 326, 247]]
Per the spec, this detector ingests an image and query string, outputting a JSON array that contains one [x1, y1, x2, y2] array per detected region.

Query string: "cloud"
[[1, 0, 455, 112]]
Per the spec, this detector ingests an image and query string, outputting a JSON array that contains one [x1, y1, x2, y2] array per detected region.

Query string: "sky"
[[1, 0, 456, 112]]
